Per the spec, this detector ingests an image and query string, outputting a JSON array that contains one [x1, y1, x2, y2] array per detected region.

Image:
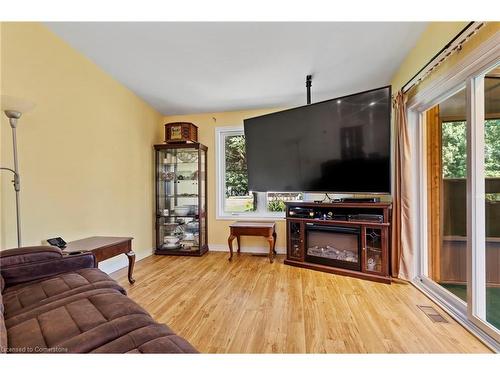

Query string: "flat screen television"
[[243, 86, 391, 193]]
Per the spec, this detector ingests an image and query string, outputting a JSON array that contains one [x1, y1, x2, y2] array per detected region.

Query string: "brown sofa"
[[0, 245, 197, 353]]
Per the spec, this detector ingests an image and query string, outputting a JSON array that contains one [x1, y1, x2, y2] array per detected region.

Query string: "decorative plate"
[[177, 151, 198, 163]]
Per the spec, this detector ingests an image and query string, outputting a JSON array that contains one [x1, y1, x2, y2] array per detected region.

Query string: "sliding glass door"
[[468, 65, 500, 337], [423, 62, 500, 343]]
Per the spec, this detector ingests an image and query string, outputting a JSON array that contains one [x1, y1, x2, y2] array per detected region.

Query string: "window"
[[223, 132, 256, 213], [216, 127, 303, 219]]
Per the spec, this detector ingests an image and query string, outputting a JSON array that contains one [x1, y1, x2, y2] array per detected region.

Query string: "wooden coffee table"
[[64, 236, 135, 284], [227, 222, 277, 263]]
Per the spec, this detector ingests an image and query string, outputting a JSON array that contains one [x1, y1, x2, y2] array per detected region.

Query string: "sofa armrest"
[[0, 247, 96, 287], [0, 245, 63, 267]]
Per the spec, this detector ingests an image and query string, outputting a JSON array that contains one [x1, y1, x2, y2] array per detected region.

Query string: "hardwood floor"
[[111, 252, 491, 353]]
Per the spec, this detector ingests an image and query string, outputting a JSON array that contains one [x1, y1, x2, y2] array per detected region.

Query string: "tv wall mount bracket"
[[306, 75, 312, 105]]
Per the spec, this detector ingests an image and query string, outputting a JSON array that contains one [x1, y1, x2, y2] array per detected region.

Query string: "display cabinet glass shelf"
[[154, 143, 208, 256]]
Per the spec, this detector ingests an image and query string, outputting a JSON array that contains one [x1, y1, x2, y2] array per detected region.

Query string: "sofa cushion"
[[94, 323, 197, 353], [2, 268, 125, 318], [6, 288, 197, 353]]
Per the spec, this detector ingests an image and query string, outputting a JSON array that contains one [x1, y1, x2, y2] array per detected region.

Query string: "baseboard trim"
[[209, 243, 286, 255]]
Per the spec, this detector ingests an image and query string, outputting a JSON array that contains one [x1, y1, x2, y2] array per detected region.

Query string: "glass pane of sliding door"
[[426, 87, 468, 304], [483, 67, 500, 331]]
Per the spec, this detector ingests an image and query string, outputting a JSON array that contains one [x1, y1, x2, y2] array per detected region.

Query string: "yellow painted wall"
[[163, 109, 292, 252], [391, 22, 469, 91], [0, 23, 163, 271]]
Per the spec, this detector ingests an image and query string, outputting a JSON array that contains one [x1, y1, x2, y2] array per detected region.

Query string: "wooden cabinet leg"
[[228, 234, 235, 261], [236, 235, 241, 254], [267, 236, 275, 263], [126, 251, 136, 284]]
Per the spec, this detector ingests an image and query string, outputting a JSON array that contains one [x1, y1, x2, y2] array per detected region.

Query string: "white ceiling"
[[45, 22, 428, 115]]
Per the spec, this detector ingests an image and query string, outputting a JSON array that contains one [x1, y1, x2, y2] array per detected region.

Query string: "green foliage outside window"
[[442, 119, 500, 179], [267, 192, 304, 212], [225, 135, 249, 197], [224, 134, 255, 212], [442, 121, 467, 178], [267, 199, 287, 212], [484, 119, 500, 178]]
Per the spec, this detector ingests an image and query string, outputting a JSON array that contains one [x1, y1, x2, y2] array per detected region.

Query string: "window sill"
[[216, 214, 286, 221]]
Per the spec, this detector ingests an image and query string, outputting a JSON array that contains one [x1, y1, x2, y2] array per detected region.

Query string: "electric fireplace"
[[305, 223, 361, 271], [284, 201, 392, 283]]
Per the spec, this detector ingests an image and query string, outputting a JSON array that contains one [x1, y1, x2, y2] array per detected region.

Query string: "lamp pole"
[[2, 110, 23, 247]]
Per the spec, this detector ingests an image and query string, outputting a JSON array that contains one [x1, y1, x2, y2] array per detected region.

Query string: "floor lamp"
[[1, 95, 35, 248]]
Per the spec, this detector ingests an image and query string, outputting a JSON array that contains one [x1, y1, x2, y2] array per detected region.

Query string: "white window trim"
[[407, 31, 500, 351], [215, 126, 289, 220]]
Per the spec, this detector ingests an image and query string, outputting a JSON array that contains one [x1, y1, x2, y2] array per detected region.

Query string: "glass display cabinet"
[[154, 143, 208, 256]]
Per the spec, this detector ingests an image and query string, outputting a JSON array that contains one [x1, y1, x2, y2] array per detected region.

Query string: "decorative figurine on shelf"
[[367, 258, 376, 271]]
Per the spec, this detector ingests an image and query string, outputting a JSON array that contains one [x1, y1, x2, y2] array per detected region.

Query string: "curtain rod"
[[402, 22, 485, 94]]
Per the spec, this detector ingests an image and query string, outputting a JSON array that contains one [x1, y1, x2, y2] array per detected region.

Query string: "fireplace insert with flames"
[[305, 223, 361, 271]]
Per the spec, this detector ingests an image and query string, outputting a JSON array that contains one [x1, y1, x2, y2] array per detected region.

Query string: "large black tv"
[[243, 86, 391, 193]]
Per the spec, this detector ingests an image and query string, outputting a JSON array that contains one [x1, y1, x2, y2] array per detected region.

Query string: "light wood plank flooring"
[[111, 252, 491, 353]]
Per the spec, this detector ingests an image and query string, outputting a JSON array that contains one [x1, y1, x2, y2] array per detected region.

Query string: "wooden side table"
[[64, 236, 136, 284], [227, 222, 277, 263]]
